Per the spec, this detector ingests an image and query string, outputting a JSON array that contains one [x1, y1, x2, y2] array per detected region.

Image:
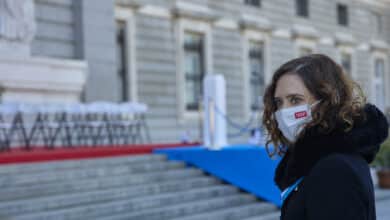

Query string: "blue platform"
[[154, 144, 282, 207]]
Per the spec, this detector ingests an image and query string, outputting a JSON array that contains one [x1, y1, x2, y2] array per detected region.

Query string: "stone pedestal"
[[0, 56, 87, 103]]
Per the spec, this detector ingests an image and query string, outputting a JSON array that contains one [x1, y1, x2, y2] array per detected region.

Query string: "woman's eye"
[[291, 97, 301, 105]]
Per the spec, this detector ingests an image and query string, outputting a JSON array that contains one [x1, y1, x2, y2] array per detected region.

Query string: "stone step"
[[169, 202, 278, 220], [0, 173, 219, 202], [0, 154, 167, 175], [94, 194, 259, 220], [376, 199, 390, 220], [0, 180, 237, 215], [0, 168, 210, 214], [10, 187, 248, 220], [0, 160, 187, 188], [0, 153, 283, 220], [242, 211, 281, 220], [375, 188, 390, 201]]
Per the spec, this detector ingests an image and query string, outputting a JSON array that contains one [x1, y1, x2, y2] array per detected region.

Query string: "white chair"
[[40, 103, 66, 148], [0, 102, 20, 150], [64, 103, 88, 146], [118, 102, 150, 144], [85, 102, 114, 146], [6, 102, 35, 149]]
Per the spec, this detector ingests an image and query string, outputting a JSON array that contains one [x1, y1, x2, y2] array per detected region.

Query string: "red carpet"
[[0, 142, 200, 165]]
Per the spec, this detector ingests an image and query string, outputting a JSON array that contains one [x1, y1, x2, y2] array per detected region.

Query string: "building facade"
[[29, 0, 390, 143]]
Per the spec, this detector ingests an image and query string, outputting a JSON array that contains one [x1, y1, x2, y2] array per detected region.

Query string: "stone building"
[[4, 0, 390, 143]]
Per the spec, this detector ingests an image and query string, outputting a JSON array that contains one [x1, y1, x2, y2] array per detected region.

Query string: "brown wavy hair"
[[262, 54, 367, 157]]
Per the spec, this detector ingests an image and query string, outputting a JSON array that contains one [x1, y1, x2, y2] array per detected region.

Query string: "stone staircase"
[[0, 154, 280, 220], [374, 188, 390, 219]]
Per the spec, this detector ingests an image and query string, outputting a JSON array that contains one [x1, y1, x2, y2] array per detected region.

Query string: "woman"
[[262, 54, 388, 220]]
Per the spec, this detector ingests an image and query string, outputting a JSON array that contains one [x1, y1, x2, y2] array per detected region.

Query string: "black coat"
[[275, 103, 389, 220]]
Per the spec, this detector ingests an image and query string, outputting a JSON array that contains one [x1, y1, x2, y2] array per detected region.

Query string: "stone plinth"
[[0, 56, 88, 103]]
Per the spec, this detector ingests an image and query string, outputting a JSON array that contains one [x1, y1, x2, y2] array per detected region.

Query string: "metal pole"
[[209, 98, 215, 149]]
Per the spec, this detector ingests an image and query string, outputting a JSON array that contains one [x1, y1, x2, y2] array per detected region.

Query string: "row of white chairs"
[[0, 102, 148, 115], [0, 102, 151, 150]]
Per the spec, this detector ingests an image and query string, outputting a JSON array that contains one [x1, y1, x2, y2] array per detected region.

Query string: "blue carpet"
[[154, 144, 282, 207]]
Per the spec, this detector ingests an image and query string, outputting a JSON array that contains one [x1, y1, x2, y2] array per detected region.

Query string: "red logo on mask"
[[295, 111, 307, 119]]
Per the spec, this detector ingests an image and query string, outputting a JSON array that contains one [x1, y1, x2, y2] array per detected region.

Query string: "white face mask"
[[275, 100, 321, 143]]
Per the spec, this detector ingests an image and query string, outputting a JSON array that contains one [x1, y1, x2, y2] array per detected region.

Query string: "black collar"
[[274, 103, 389, 191]]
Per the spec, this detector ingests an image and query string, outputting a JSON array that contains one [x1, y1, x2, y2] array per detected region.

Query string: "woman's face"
[[274, 73, 316, 110]]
